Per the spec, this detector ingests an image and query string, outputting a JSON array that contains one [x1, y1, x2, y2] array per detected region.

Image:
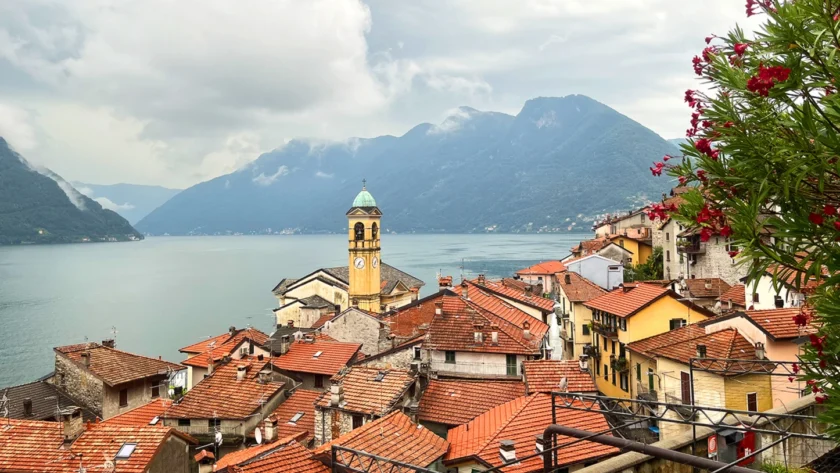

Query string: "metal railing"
[[173, 424, 242, 436], [592, 321, 617, 338]]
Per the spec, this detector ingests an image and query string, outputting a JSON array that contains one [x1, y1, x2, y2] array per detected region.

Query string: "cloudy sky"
[[0, 0, 759, 188]]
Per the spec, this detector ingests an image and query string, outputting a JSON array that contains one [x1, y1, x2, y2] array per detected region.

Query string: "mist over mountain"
[[137, 95, 675, 235], [0, 138, 142, 245], [72, 182, 182, 224]]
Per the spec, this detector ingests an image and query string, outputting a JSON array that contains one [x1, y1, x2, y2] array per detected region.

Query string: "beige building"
[[272, 184, 424, 326], [554, 271, 606, 360]]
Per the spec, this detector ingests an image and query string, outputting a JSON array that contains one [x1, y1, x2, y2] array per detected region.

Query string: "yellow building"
[[608, 231, 653, 266], [627, 324, 774, 439], [554, 271, 607, 360], [346, 184, 383, 312], [583, 283, 715, 399]]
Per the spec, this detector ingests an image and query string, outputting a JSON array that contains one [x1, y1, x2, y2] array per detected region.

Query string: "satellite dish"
[[215, 431, 223, 446], [255, 427, 263, 444]]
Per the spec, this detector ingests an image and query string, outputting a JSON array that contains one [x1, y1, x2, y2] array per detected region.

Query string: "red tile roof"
[[417, 379, 525, 425], [180, 332, 232, 354], [584, 283, 671, 318], [54, 343, 183, 387], [386, 292, 445, 338], [0, 420, 195, 473], [315, 367, 415, 415], [555, 272, 607, 302], [516, 260, 567, 276], [719, 284, 747, 308], [626, 324, 707, 358], [314, 411, 448, 468], [424, 296, 543, 355], [571, 237, 611, 255], [472, 279, 555, 312], [227, 441, 329, 473], [268, 389, 322, 440], [214, 433, 307, 472], [165, 359, 285, 420], [523, 360, 597, 394], [684, 278, 732, 299], [501, 278, 532, 291], [103, 398, 172, 426], [745, 307, 819, 340], [182, 328, 270, 368], [445, 394, 617, 472], [272, 339, 361, 377], [311, 313, 335, 329], [463, 281, 549, 339]]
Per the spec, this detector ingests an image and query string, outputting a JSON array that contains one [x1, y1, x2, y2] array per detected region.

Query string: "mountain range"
[[72, 182, 181, 225], [0, 138, 142, 245], [137, 95, 676, 235]]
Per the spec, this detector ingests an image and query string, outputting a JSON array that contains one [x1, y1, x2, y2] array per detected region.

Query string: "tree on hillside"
[[624, 247, 664, 282], [648, 0, 840, 438]]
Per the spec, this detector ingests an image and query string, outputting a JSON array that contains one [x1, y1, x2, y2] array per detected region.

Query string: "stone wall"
[[322, 310, 385, 355], [688, 237, 747, 285], [148, 434, 194, 473], [53, 354, 105, 417], [314, 407, 355, 446], [358, 343, 423, 371]]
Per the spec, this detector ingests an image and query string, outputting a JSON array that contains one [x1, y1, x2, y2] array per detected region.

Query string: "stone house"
[[650, 191, 687, 281], [354, 336, 425, 371], [179, 327, 271, 389], [313, 367, 418, 446], [52, 341, 183, 420], [593, 207, 651, 238], [0, 380, 97, 422], [677, 227, 747, 285], [318, 307, 389, 355], [271, 337, 362, 391]]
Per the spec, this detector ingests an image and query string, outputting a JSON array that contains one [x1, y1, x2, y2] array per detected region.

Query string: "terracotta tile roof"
[[386, 292, 446, 338], [516, 261, 567, 276], [501, 278, 532, 291], [214, 433, 307, 472], [572, 237, 611, 255], [272, 339, 361, 377], [719, 284, 747, 307], [684, 278, 732, 299], [417, 379, 525, 426], [472, 279, 555, 312], [268, 389, 322, 440], [54, 343, 183, 387], [765, 261, 828, 291], [424, 296, 543, 355], [314, 411, 448, 468], [0, 420, 195, 473], [103, 398, 172, 426], [745, 307, 819, 340], [165, 359, 285, 420], [463, 282, 549, 339], [584, 283, 671, 318], [311, 313, 335, 329], [522, 360, 597, 394], [315, 367, 415, 415], [180, 332, 232, 354], [626, 324, 707, 357], [228, 440, 329, 473], [182, 328, 271, 368], [555, 272, 607, 302], [445, 394, 617, 472]]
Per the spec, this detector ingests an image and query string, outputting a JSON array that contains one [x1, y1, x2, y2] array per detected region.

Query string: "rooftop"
[[102, 398, 172, 426], [745, 307, 819, 340], [585, 283, 681, 318], [181, 328, 270, 368], [385, 291, 447, 338], [165, 359, 285, 420], [522, 360, 597, 394], [718, 284, 747, 308], [445, 394, 617, 472], [470, 278, 555, 312], [555, 271, 607, 302], [516, 260, 567, 276], [352, 185, 377, 208], [314, 411, 448, 468], [315, 367, 415, 415], [684, 278, 732, 299], [417, 379, 525, 426], [54, 343, 183, 387], [222, 440, 329, 473], [0, 380, 97, 422], [272, 339, 361, 377], [268, 388, 322, 440], [462, 281, 549, 338], [213, 433, 312, 472]]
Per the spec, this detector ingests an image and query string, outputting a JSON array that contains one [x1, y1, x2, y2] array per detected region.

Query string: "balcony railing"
[[610, 356, 629, 373], [172, 424, 243, 436], [584, 345, 600, 359], [636, 383, 658, 402], [592, 321, 617, 338], [677, 242, 706, 254]]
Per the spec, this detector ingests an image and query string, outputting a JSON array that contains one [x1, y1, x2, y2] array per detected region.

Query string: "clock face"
[[354, 257, 365, 269], [372, 257, 378, 268]]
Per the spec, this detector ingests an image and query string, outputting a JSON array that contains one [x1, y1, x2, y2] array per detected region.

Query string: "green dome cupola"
[[352, 180, 377, 208]]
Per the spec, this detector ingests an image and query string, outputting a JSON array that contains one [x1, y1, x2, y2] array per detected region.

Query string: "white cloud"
[[316, 171, 335, 178], [75, 186, 93, 197], [427, 107, 477, 135], [94, 197, 135, 212], [252, 166, 289, 186], [0, 103, 37, 151]]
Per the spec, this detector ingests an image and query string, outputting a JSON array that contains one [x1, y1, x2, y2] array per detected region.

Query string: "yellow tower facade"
[[347, 182, 382, 312]]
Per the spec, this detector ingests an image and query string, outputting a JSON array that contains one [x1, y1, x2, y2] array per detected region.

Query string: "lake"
[[0, 234, 588, 388]]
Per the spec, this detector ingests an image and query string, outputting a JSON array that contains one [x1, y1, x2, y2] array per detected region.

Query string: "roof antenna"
[[460, 258, 465, 282], [110, 326, 118, 347], [0, 390, 9, 428]]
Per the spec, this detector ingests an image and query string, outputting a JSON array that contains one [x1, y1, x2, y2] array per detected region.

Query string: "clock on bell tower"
[[347, 180, 382, 312]]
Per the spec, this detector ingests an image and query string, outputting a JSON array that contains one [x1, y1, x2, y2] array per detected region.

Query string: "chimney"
[[101, 339, 115, 349], [434, 300, 443, 316], [535, 434, 547, 453], [524, 286, 532, 298], [330, 384, 344, 407], [477, 274, 486, 286], [280, 335, 291, 355], [263, 418, 277, 442], [236, 365, 247, 381], [622, 284, 633, 293], [579, 355, 589, 372], [22, 398, 32, 417], [564, 273, 571, 285], [491, 332, 499, 345], [438, 276, 453, 291], [229, 326, 237, 335], [774, 295, 784, 308], [500, 439, 516, 462], [704, 279, 713, 290], [287, 320, 294, 328], [755, 342, 765, 359], [523, 321, 531, 340], [461, 281, 469, 299], [61, 408, 84, 446], [80, 352, 91, 368], [696, 344, 707, 358], [207, 361, 214, 375], [258, 369, 272, 384]]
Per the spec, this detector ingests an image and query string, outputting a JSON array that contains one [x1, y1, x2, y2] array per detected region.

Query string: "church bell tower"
[[347, 180, 382, 312]]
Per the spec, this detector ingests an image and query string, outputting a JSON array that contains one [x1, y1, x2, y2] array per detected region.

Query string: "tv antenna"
[[0, 390, 9, 427], [110, 326, 118, 347]]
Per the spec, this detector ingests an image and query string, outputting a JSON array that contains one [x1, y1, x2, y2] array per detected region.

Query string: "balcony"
[[584, 345, 600, 359], [677, 241, 706, 254], [637, 383, 658, 402], [610, 356, 629, 373], [592, 321, 617, 338]]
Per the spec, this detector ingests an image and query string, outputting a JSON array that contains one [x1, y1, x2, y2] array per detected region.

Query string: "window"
[[582, 324, 590, 336], [151, 385, 160, 399], [641, 213, 646, 223], [612, 368, 616, 385], [178, 419, 190, 427], [747, 392, 758, 412], [666, 250, 671, 262], [680, 372, 692, 404], [445, 351, 456, 364], [618, 239, 625, 248], [603, 365, 608, 381], [289, 412, 304, 424], [371, 223, 378, 240], [208, 418, 221, 428], [669, 319, 687, 331], [753, 293, 760, 303], [636, 363, 642, 382], [115, 443, 137, 459], [149, 416, 160, 425], [119, 389, 128, 407], [619, 343, 626, 358], [715, 237, 720, 245], [506, 355, 518, 376], [313, 351, 323, 359], [666, 232, 670, 241], [603, 336, 608, 350], [354, 222, 365, 240], [352, 415, 364, 429], [620, 318, 627, 331], [249, 342, 255, 355], [314, 375, 324, 389], [620, 373, 629, 392], [611, 341, 616, 354], [413, 346, 421, 360], [596, 363, 601, 376]]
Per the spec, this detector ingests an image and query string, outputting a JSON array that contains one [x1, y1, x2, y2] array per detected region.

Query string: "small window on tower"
[[371, 223, 378, 240], [354, 222, 365, 241]]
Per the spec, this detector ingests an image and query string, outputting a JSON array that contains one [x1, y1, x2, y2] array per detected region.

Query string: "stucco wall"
[[148, 434, 193, 473], [53, 354, 105, 417], [724, 373, 773, 412], [750, 274, 806, 310], [430, 350, 524, 377], [653, 218, 682, 281], [103, 376, 167, 419], [565, 256, 624, 290]]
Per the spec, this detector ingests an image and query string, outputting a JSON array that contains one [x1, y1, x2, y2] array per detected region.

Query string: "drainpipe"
[[542, 425, 755, 473]]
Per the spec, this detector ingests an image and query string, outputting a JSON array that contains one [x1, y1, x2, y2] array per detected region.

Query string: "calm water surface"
[[0, 234, 587, 387]]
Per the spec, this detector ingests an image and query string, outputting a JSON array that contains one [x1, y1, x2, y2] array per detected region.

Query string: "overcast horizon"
[[0, 1, 760, 188]]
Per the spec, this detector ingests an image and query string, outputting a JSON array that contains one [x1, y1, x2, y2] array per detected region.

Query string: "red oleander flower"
[[809, 212, 825, 226], [684, 89, 696, 108], [695, 138, 713, 155], [678, 176, 688, 185], [792, 363, 800, 374], [820, 359, 827, 369], [734, 43, 748, 56], [705, 36, 714, 44], [788, 376, 795, 383], [719, 226, 732, 237], [747, 64, 792, 96], [702, 47, 717, 62], [723, 121, 734, 128], [692, 56, 703, 75], [663, 154, 671, 162], [793, 312, 809, 327], [696, 205, 711, 223], [700, 227, 713, 242], [816, 394, 827, 404], [824, 205, 837, 216], [697, 170, 708, 182], [728, 250, 739, 258], [834, 221, 840, 231]]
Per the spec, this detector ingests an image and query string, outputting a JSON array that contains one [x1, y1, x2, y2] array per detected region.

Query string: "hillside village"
[[0, 184, 833, 472]]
